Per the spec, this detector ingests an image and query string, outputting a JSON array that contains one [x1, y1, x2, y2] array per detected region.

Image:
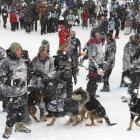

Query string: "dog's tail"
[[104, 116, 117, 126]]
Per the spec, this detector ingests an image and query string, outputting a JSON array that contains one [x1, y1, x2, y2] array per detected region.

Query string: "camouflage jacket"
[[103, 41, 116, 71]]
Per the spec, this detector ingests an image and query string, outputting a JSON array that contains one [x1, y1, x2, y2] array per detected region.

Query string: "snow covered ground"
[[0, 19, 140, 140]]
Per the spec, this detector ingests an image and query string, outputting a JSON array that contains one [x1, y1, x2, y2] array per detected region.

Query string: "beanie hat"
[[41, 39, 49, 46], [9, 42, 22, 54]]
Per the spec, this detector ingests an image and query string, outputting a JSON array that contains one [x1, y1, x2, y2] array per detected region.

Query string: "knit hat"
[[9, 42, 22, 53], [41, 39, 49, 46]]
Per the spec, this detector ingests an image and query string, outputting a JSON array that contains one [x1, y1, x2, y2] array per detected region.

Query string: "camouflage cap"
[[9, 42, 22, 53], [41, 39, 49, 45]]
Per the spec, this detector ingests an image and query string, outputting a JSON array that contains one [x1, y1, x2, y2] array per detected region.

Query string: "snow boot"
[[101, 86, 110, 92], [2, 126, 13, 139], [15, 122, 31, 133]]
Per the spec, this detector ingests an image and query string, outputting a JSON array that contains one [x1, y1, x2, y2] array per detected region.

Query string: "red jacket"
[[10, 13, 17, 23], [59, 29, 70, 46], [81, 11, 89, 22]]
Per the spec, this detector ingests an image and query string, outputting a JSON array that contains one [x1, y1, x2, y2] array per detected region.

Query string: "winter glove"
[[130, 60, 140, 72], [97, 68, 104, 76], [34, 70, 44, 78], [27, 85, 35, 93], [47, 82, 54, 91], [103, 62, 109, 71], [12, 79, 25, 87], [48, 72, 55, 79]]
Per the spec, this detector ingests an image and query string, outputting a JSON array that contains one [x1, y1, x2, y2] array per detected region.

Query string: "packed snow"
[[0, 19, 140, 140]]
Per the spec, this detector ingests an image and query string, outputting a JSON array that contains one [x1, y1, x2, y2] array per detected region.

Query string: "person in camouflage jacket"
[[85, 31, 104, 97], [67, 30, 81, 74], [0, 47, 6, 111], [29, 45, 54, 119], [101, 33, 116, 92], [121, 34, 140, 88], [54, 45, 77, 98], [127, 34, 140, 97], [120, 35, 135, 87], [30, 45, 54, 91], [0, 42, 31, 139]]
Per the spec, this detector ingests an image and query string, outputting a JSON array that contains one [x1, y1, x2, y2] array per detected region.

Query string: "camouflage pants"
[[72, 54, 79, 73], [102, 69, 112, 88], [128, 72, 140, 95], [66, 78, 73, 98]]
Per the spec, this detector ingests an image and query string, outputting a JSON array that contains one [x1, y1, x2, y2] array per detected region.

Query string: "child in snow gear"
[[54, 45, 77, 98], [46, 71, 67, 125]]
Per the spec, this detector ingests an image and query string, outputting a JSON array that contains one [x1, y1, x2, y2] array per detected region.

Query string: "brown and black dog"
[[28, 90, 52, 122], [127, 94, 140, 130], [46, 87, 116, 127], [81, 96, 117, 127]]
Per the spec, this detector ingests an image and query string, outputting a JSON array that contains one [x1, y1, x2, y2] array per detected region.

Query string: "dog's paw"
[[37, 120, 40, 123], [63, 123, 69, 127], [63, 122, 72, 126], [40, 117, 47, 122], [47, 123, 53, 126], [127, 127, 131, 131], [97, 120, 103, 123], [72, 123, 78, 126], [85, 124, 95, 126]]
